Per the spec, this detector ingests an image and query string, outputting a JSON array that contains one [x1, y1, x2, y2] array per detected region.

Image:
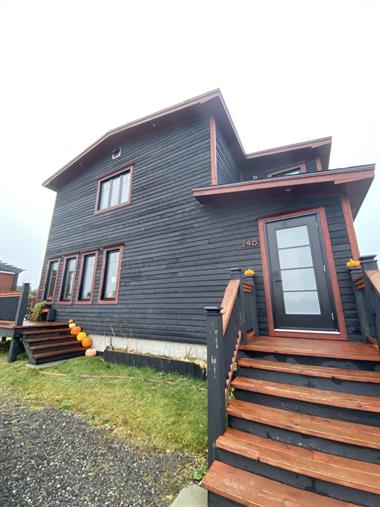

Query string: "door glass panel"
[[281, 268, 317, 291], [279, 246, 313, 269], [283, 291, 321, 315], [276, 225, 309, 249]]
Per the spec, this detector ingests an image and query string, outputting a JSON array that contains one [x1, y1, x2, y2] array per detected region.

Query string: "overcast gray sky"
[[0, 0, 379, 288]]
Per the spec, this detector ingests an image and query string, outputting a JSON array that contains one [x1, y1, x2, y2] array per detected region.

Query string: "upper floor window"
[[60, 256, 77, 302], [96, 166, 132, 213], [77, 252, 97, 303], [99, 246, 123, 303], [267, 162, 306, 179], [44, 259, 59, 301]]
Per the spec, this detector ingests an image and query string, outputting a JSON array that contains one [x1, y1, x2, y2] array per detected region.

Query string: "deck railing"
[[349, 255, 380, 348], [0, 283, 30, 325], [205, 268, 259, 466]]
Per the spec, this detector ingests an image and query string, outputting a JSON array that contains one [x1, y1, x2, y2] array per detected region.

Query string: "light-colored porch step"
[[227, 399, 380, 449], [240, 337, 380, 361], [232, 376, 380, 412], [217, 428, 380, 494], [238, 358, 380, 383], [202, 461, 357, 507]]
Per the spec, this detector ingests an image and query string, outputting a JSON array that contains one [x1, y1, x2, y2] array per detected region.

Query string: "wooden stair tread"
[[238, 357, 380, 383], [218, 428, 380, 494], [33, 347, 85, 359], [22, 327, 69, 336], [29, 340, 82, 351], [227, 399, 380, 449], [240, 337, 380, 361], [202, 461, 356, 507], [232, 376, 380, 412], [25, 334, 74, 343]]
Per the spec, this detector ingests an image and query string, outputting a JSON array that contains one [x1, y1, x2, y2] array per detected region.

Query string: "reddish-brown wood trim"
[[58, 254, 79, 305], [221, 279, 240, 335], [258, 207, 348, 340], [266, 162, 307, 178], [94, 165, 133, 215], [75, 250, 99, 305], [246, 136, 332, 159], [0, 291, 20, 298], [98, 245, 124, 305], [341, 194, 360, 260], [210, 116, 217, 185], [316, 156, 323, 171], [43, 257, 61, 303], [193, 167, 375, 198]]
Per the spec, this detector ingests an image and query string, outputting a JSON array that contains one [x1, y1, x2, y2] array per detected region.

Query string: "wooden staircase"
[[21, 323, 86, 364], [202, 337, 380, 507]]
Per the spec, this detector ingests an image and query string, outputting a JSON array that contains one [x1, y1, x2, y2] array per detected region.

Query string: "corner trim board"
[[210, 116, 217, 185], [341, 194, 360, 260]]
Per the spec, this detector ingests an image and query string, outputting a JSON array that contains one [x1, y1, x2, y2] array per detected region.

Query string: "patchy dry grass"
[[0, 350, 207, 459]]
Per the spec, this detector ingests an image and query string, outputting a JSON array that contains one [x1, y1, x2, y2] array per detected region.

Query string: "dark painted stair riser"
[[216, 448, 379, 507]]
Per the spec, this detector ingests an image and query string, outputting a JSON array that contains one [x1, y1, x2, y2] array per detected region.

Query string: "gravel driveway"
[[0, 395, 192, 507]]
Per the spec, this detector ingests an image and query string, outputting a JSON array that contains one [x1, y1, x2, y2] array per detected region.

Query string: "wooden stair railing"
[[349, 254, 380, 348], [205, 267, 259, 466]]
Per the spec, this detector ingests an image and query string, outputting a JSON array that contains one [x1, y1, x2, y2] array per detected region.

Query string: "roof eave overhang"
[[192, 165, 375, 216]]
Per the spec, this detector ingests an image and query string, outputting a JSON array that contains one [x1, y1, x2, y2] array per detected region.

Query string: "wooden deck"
[[0, 320, 67, 331]]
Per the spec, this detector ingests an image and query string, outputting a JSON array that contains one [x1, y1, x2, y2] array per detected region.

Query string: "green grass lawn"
[[0, 349, 207, 458]]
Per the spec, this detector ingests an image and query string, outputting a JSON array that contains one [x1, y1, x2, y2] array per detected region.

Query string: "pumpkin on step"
[[85, 348, 97, 357], [76, 331, 87, 342], [244, 268, 255, 276], [69, 322, 76, 329], [346, 259, 361, 268], [82, 336, 92, 348], [68, 319, 74, 324], [71, 326, 81, 335]]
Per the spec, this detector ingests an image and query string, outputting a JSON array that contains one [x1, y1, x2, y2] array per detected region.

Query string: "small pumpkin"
[[70, 326, 81, 336], [244, 268, 255, 276], [68, 319, 74, 324], [69, 322, 76, 329], [82, 336, 92, 348], [346, 259, 361, 268], [85, 348, 97, 357], [77, 331, 87, 342]]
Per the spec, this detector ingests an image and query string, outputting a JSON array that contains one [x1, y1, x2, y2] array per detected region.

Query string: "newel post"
[[205, 306, 225, 467], [360, 255, 380, 345], [15, 283, 30, 326], [348, 267, 370, 339], [230, 268, 246, 343]]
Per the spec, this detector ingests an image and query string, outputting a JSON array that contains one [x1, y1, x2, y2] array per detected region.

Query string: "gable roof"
[[43, 89, 332, 190]]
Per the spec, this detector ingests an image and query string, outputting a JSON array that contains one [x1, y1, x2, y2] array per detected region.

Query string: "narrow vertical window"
[[99, 247, 122, 303], [60, 257, 77, 302], [44, 259, 59, 301], [78, 253, 97, 302], [96, 166, 132, 213]]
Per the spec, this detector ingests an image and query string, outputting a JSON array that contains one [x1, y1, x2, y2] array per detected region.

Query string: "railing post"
[[205, 306, 225, 467], [230, 268, 246, 343], [14, 283, 30, 326], [360, 255, 378, 271], [348, 267, 370, 339]]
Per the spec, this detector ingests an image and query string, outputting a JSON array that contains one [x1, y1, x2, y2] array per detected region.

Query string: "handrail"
[[221, 279, 240, 335], [205, 267, 259, 466]]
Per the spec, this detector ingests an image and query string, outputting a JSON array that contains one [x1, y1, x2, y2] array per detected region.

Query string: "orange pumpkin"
[[76, 331, 87, 342], [85, 348, 97, 357], [346, 259, 361, 268], [70, 326, 81, 336], [82, 336, 92, 348]]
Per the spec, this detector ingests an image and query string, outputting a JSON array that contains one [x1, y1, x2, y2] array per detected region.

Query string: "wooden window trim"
[[210, 116, 217, 185], [43, 257, 61, 302], [58, 254, 79, 304], [94, 164, 133, 215], [267, 162, 307, 178], [316, 156, 323, 171], [258, 207, 348, 341], [98, 245, 124, 305], [341, 194, 360, 260], [75, 250, 99, 305]]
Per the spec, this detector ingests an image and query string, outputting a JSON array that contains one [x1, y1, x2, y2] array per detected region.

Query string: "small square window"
[[112, 148, 121, 159]]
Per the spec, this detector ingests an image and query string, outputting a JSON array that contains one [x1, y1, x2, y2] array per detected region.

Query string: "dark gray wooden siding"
[[216, 126, 239, 184], [244, 155, 318, 180], [40, 117, 361, 345]]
